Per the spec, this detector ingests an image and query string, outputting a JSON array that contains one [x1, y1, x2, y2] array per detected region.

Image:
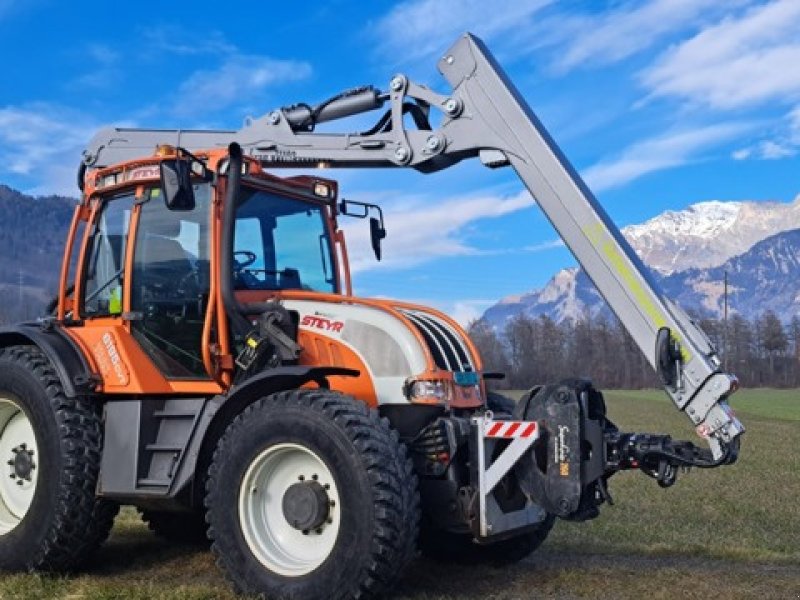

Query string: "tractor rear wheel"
[[0, 345, 118, 571], [205, 389, 419, 600]]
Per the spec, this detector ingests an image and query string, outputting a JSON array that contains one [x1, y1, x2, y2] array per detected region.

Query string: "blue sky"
[[1, 0, 799, 322]]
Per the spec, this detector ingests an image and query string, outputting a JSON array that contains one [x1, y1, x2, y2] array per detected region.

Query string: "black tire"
[[0, 345, 118, 571], [419, 513, 555, 566], [139, 509, 209, 544], [205, 389, 419, 600]]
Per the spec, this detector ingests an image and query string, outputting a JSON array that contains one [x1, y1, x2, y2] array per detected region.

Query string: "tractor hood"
[[276, 293, 481, 406]]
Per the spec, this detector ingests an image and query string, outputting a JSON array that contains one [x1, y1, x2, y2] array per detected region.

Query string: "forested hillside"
[[0, 185, 75, 322], [469, 310, 800, 390]]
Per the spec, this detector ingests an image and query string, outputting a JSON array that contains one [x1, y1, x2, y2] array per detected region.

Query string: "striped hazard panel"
[[485, 420, 538, 439]]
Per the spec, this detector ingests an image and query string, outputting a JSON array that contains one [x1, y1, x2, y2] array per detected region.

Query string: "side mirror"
[[160, 159, 196, 211], [370, 216, 386, 261], [338, 198, 388, 262]]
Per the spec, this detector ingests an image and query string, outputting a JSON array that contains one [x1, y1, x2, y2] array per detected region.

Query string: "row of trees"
[[468, 310, 800, 389]]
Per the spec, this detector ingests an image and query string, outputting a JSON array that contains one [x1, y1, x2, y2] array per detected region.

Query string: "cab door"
[[66, 185, 222, 395]]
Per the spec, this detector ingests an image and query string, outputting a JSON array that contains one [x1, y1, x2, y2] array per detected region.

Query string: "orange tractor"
[[0, 34, 743, 599]]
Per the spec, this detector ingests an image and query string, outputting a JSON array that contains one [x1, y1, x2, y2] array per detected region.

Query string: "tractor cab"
[[58, 148, 360, 392]]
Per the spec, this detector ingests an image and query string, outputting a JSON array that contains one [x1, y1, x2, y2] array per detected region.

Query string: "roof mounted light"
[[314, 182, 332, 198], [155, 144, 177, 157]]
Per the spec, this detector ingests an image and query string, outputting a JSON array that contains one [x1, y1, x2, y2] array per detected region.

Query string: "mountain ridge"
[[483, 196, 800, 328]]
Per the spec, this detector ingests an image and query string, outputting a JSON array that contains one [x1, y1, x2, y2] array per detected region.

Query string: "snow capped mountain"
[[482, 196, 800, 328], [666, 229, 800, 321], [486, 268, 604, 326], [623, 196, 800, 274]]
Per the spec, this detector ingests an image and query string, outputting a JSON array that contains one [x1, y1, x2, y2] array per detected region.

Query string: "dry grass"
[[0, 389, 797, 599]]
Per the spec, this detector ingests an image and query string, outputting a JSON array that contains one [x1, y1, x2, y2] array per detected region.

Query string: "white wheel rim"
[[0, 397, 38, 535], [239, 443, 340, 577]]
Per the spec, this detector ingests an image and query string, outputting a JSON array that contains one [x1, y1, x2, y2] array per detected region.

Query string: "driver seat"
[[135, 213, 195, 299]]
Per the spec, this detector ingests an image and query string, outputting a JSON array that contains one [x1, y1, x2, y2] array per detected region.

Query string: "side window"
[[130, 186, 211, 379], [273, 211, 333, 292], [232, 188, 337, 293], [83, 194, 134, 317], [233, 218, 268, 287]]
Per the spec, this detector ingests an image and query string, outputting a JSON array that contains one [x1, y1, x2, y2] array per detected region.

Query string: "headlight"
[[406, 379, 451, 405]]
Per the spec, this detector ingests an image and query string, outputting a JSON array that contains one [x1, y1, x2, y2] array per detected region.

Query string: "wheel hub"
[[9, 445, 35, 481], [0, 398, 38, 535], [282, 480, 330, 532]]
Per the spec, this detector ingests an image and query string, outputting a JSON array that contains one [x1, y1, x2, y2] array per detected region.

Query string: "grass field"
[[1, 389, 797, 599]]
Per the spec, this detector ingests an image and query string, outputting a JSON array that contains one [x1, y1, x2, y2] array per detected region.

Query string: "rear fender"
[[0, 323, 96, 397]]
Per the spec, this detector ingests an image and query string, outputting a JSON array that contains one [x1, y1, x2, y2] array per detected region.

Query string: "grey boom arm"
[[82, 33, 744, 458]]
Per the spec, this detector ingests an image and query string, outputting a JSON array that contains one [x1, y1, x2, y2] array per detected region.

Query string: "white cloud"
[[582, 122, 756, 191], [342, 189, 536, 273], [641, 0, 800, 109], [539, 0, 736, 73], [85, 43, 119, 66], [0, 104, 124, 196], [370, 0, 552, 62], [731, 148, 752, 161], [437, 299, 496, 326], [174, 55, 312, 115], [731, 104, 800, 160], [142, 27, 236, 56]]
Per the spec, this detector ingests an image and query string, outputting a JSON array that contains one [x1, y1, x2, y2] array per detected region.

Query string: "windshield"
[[233, 187, 337, 294]]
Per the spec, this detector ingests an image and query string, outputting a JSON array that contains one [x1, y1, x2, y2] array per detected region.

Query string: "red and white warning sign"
[[485, 420, 538, 439]]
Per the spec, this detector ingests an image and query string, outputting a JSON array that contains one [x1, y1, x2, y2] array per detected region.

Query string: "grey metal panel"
[[99, 401, 141, 495], [433, 35, 742, 448], [340, 321, 411, 376], [84, 127, 236, 168]]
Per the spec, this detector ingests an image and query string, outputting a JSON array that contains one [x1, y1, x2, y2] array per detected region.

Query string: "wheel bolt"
[[329, 500, 336, 507], [6, 460, 13, 466], [324, 483, 330, 490], [311, 474, 318, 481], [9, 473, 15, 479], [298, 475, 305, 481], [302, 529, 309, 536], [315, 528, 323, 535], [16, 480, 23, 486]]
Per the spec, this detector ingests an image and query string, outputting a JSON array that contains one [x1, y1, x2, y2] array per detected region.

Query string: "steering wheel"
[[233, 250, 257, 270]]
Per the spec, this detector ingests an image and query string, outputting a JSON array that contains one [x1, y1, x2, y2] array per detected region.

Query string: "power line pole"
[[723, 270, 729, 372], [17, 269, 23, 321]]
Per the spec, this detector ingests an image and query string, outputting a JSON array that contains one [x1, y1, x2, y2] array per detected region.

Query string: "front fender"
[[0, 322, 96, 397], [175, 365, 359, 504]]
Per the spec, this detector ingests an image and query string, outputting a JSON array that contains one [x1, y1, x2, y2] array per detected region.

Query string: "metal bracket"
[[472, 413, 545, 538]]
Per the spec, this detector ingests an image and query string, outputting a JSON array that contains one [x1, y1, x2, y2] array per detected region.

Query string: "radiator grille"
[[397, 309, 475, 372]]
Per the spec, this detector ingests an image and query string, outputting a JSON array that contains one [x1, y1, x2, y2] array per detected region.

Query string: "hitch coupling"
[[510, 380, 741, 522]]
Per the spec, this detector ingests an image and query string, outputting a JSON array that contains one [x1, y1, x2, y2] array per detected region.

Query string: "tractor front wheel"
[[205, 389, 419, 600]]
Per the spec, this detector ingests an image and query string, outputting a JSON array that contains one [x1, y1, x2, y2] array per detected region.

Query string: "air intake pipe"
[[220, 142, 253, 341]]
